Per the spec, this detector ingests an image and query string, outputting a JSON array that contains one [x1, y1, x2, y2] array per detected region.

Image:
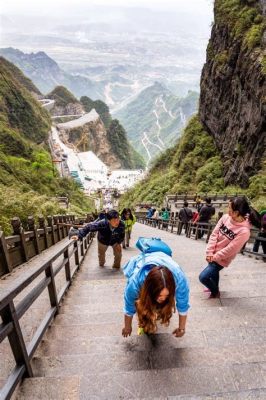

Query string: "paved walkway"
[[16, 223, 266, 399]]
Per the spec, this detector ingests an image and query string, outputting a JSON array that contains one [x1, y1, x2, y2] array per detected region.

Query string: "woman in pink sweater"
[[199, 197, 261, 298]]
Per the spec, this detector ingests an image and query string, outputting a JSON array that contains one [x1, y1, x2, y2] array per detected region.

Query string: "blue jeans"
[[199, 262, 224, 295]]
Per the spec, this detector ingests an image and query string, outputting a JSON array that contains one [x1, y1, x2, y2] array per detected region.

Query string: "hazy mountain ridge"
[[0, 47, 106, 100]]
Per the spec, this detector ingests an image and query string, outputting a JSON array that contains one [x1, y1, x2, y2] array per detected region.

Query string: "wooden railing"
[[164, 193, 243, 202], [0, 214, 94, 277], [0, 231, 94, 400], [137, 217, 265, 260]]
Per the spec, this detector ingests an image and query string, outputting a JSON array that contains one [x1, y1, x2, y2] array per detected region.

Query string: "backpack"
[[136, 237, 172, 256]]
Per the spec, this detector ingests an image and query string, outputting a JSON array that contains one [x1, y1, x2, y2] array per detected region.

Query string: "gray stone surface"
[[14, 223, 266, 399], [14, 377, 80, 399]]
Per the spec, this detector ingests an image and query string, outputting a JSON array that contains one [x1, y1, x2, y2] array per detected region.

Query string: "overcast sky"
[[1, 0, 213, 16]]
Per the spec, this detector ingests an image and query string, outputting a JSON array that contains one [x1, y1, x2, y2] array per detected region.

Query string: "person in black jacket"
[[197, 197, 215, 238], [178, 201, 193, 234], [69, 209, 125, 269]]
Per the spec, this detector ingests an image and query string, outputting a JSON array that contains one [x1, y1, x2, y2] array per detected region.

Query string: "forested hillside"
[[0, 57, 93, 233]]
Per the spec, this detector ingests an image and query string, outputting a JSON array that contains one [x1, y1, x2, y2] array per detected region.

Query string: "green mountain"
[[48, 86, 79, 107], [80, 96, 112, 128], [0, 56, 41, 96], [121, 0, 266, 210], [0, 57, 93, 233], [114, 82, 199, 163]]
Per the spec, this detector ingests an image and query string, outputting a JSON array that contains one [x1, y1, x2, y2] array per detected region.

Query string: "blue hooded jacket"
[[123, 241, 190, 317]]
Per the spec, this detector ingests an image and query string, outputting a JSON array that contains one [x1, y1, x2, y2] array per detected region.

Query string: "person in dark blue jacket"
[[69, 209, 125, 269]]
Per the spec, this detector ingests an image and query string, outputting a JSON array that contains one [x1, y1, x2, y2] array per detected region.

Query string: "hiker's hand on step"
[[122, 326, 132, 337], [172, 327, 186, 338]]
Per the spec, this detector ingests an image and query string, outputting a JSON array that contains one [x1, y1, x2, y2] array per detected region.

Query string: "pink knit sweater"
[[206, 214, 251, 267]]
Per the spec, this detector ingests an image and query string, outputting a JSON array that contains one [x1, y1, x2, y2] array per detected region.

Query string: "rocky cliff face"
[[57, 113, 122, 169], [199, 0, 266, 187], [51, 102, 84, 117]]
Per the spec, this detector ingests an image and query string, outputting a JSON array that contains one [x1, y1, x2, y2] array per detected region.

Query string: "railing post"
[[64, 248, 71, 282], [53, 216, 60, 242], [74, 240, 80, 269], [11, 217, 29, 262], [58, 216, 64, 238], [28, 216, 41, 255], [62, 216, 67, 237], [39, 216, 48, 249], [0, 227, 12, 274], [47, 216, 55, 245], [80, 238, 84, 258], [1, 302, 33, 377], [45, 263, 59, 312]]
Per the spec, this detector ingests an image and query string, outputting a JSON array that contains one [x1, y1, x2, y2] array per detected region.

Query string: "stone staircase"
[[14, 224, 266, 399]]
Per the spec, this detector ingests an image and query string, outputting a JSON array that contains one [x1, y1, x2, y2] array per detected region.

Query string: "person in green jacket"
[[161, 207, 170, 228], [121, 208, 136, 248], [161, 208, 170, 221]]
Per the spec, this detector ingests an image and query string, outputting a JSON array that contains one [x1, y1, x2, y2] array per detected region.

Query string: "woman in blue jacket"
[[122, 238, 190, 338]]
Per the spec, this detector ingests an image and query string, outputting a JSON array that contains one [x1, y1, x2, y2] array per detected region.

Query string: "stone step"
[[46, 321, 137, 339], [52, 307, 266, 330], [71, 270, 266, 288], [71, 271, 266, 285], [15, 376, 80, 400], [15, 379, 266, 400], [35, 329, 266, 364], [43, 324, 266, 346], [172, 389, 266, 399], [36, 331, 206, 357], [25, 363, 266, 399], [66, 280, 266, 298], [37, 325, 266, 357], [32, 342, 266, 376], [76, 270, 125, 280], [61, 295, 266, 313]]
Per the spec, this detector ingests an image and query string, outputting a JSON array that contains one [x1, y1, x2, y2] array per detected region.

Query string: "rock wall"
[[199, 0, 266, 187], [51, 102, 84, 117], [58, 117, 122, 169]]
